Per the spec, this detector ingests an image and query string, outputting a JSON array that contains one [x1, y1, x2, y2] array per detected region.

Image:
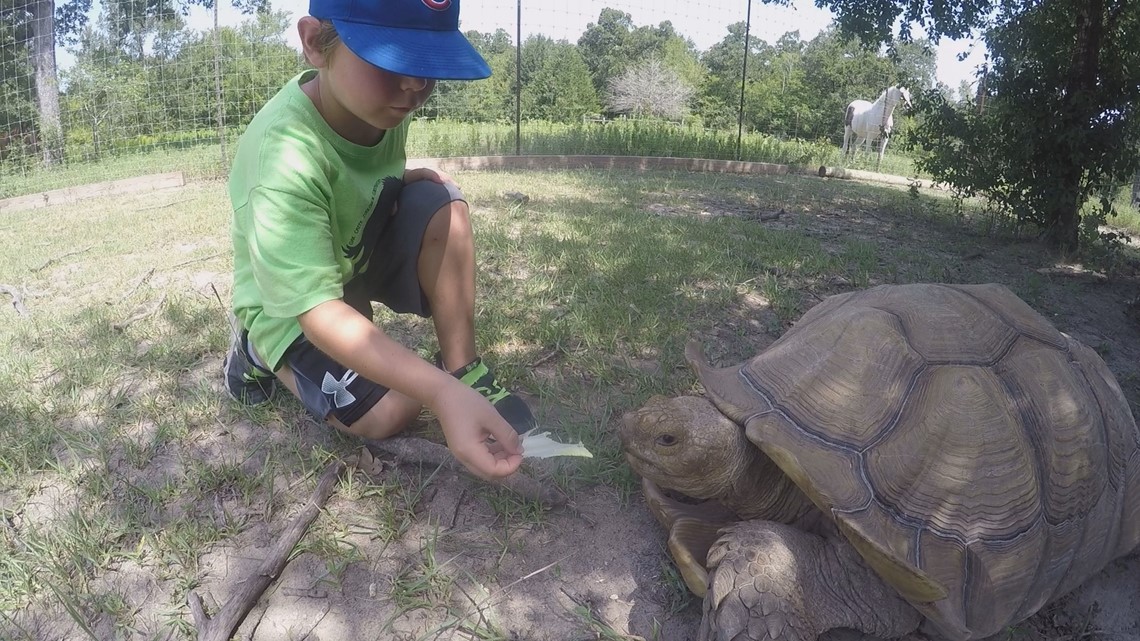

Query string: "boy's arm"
[[297, 298, 522, 480]]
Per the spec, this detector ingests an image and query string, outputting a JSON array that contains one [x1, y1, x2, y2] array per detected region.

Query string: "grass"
[[0, 164, 1136, 639]]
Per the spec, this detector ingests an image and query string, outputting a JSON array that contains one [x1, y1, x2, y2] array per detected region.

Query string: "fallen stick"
[[743, 208, 785, 222], [188, 459, 348, 641], [115, 267, 155, 304], [137, 197, 191, 212], [31, 246, 94, 273], [113, 293, 167, 331], [169, 252, 223, 270], [0, 284, 28, 316], [365, 436, 568, 507]]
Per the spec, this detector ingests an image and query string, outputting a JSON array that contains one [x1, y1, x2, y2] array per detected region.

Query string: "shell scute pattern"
[[621, 283, 1140, 641]]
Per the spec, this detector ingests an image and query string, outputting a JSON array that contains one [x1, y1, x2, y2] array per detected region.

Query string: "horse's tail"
[[844, 105, 855, 127]]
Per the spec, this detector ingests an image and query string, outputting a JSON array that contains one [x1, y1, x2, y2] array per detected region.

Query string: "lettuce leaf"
[[520, 430, 594, 459]]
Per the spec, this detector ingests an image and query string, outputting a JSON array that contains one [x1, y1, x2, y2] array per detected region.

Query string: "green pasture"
[[0, 119, 920, 200]]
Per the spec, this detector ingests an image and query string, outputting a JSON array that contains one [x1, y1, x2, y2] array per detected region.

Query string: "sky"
[[70, 0, 990, 95]]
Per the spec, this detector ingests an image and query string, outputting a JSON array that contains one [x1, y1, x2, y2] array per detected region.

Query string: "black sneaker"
[[223, 326, 276, 405], [449, 357, 536, 435]]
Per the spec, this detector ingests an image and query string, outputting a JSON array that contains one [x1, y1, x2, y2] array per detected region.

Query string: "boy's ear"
[[297, 16, 329, 68]]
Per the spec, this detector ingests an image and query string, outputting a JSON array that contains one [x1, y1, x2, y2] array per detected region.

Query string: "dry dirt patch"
[[9, 176, 1139, 641], [191, 184, 1140, 641]]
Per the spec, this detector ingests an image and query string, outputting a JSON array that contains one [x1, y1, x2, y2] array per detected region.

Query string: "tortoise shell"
[[690, 283, 1140, 639]]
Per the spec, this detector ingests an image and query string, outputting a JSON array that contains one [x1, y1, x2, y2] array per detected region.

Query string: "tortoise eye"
[[656, 434, 678, 447]]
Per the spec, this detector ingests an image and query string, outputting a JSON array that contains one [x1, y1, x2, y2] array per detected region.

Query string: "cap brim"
[[333, 19, 491, 80]]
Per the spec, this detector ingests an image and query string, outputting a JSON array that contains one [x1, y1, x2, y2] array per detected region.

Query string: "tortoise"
[[620, 283, 1140, 641]]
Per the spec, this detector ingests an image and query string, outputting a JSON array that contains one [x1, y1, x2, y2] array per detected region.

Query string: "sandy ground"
[[190, 183, 1140, 641], [12, 173, 1138, 641]]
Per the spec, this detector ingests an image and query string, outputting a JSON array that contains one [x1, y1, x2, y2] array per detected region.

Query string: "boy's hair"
[[302, 19, 340, 67], [316, 20, 340, 58]]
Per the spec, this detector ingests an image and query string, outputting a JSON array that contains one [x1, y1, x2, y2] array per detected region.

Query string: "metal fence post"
[[515, 0, 522, 156], [212, 0, 228, 173], [736, 0, 752, 161]]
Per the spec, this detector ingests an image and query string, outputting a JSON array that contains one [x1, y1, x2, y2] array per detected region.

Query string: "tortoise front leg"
[[641, 477, 739, 596], [700, 521, 921, 641]]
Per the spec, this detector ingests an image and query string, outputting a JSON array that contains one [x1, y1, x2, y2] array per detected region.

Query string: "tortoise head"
[[620, 395, 753, 501]]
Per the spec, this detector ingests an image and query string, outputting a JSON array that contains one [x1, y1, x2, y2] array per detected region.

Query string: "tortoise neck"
[[726, 449, 816, 523]]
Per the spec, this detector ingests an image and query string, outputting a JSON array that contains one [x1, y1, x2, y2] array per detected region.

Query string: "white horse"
[[841, 86, 912, 167]]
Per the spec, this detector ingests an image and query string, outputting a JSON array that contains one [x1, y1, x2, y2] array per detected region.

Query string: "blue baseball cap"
[[309, 0, 491, 80]]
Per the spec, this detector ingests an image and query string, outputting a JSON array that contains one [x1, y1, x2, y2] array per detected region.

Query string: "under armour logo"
[[321, 370, 358, 408]]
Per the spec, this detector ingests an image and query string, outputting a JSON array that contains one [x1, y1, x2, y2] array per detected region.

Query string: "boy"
[[224, 0, 534, 480]]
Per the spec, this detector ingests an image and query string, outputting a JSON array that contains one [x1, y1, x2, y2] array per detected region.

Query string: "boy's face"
[[299, 17, 437, 144], [325, 42, 437, 132]]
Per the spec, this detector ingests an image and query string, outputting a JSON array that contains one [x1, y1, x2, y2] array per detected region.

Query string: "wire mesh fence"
[[0, 0, 933, 198]]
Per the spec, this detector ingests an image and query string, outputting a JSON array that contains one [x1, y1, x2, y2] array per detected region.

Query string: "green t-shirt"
[[229, 69, 409, 370]]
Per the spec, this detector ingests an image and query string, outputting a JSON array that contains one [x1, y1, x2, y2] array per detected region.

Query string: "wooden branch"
[[31, 246, 93, 273], [0, 285, 28, 316], [365, 436, 568, 507], [137, 197, 191, 212], [530, 348, 562, 368], [1036, 265, 1109, 284], [743, 208, 785, 222], [115, 268, 155, 304], [188, 459, 347, 641], [112, 293, 167, 331], [169, 252, 223, 270]]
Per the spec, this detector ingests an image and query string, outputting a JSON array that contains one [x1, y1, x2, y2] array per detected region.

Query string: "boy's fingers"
[[487, 420, 522, 455], [462, 447, 521, 480]]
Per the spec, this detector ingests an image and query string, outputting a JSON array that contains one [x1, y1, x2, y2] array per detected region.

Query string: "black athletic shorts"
[[283, 179, 465, 426]]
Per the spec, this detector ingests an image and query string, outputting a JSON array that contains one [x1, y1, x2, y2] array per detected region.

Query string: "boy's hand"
[[404, 166, 455, 185], [431, 381, 523, 480]]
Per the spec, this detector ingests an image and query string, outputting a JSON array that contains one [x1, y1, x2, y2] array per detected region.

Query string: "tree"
[[0, 11, 37, 166], [606, 57, 693, 120], [797, 27, 897, 142], [807, 0, 1140, 252], [1, 0, 269, 169], [153, 11, 300, 131], [517, 35, 597, 122], [0, 0, 65, 164], [955, 79, 975, 104], [427, 28, 514, 122], [891, 38, 937, 90], [742, 31, 809, 137], [577, 8, 636, 98], [657, 26, 704, 92], [577, 9, 697, 113], [62, 34, 151, 159], [698, 21, 763, 130], [101, 0, 179, 59]]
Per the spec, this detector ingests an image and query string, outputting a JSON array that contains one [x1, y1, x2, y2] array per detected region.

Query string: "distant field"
[[0, 119, 920, 200]]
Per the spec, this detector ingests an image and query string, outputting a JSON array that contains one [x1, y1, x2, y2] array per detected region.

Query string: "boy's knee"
[[334, 413, 403, 440], [335, 394, 420, 440], [332, 403, 405, 437], [426, 199, 473, 244]]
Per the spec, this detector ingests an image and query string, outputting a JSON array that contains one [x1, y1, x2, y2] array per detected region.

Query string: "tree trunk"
[[29, 0, 63, 166], [1132, 170, 1140, 208], [1045, 174, 1083, 254], [1044, 0, 1105, 253]]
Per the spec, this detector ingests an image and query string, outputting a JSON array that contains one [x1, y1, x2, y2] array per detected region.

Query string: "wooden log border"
[[415, 155, 948, 191], [0, 171, 185, 213], [0, 156, 945, 216]]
